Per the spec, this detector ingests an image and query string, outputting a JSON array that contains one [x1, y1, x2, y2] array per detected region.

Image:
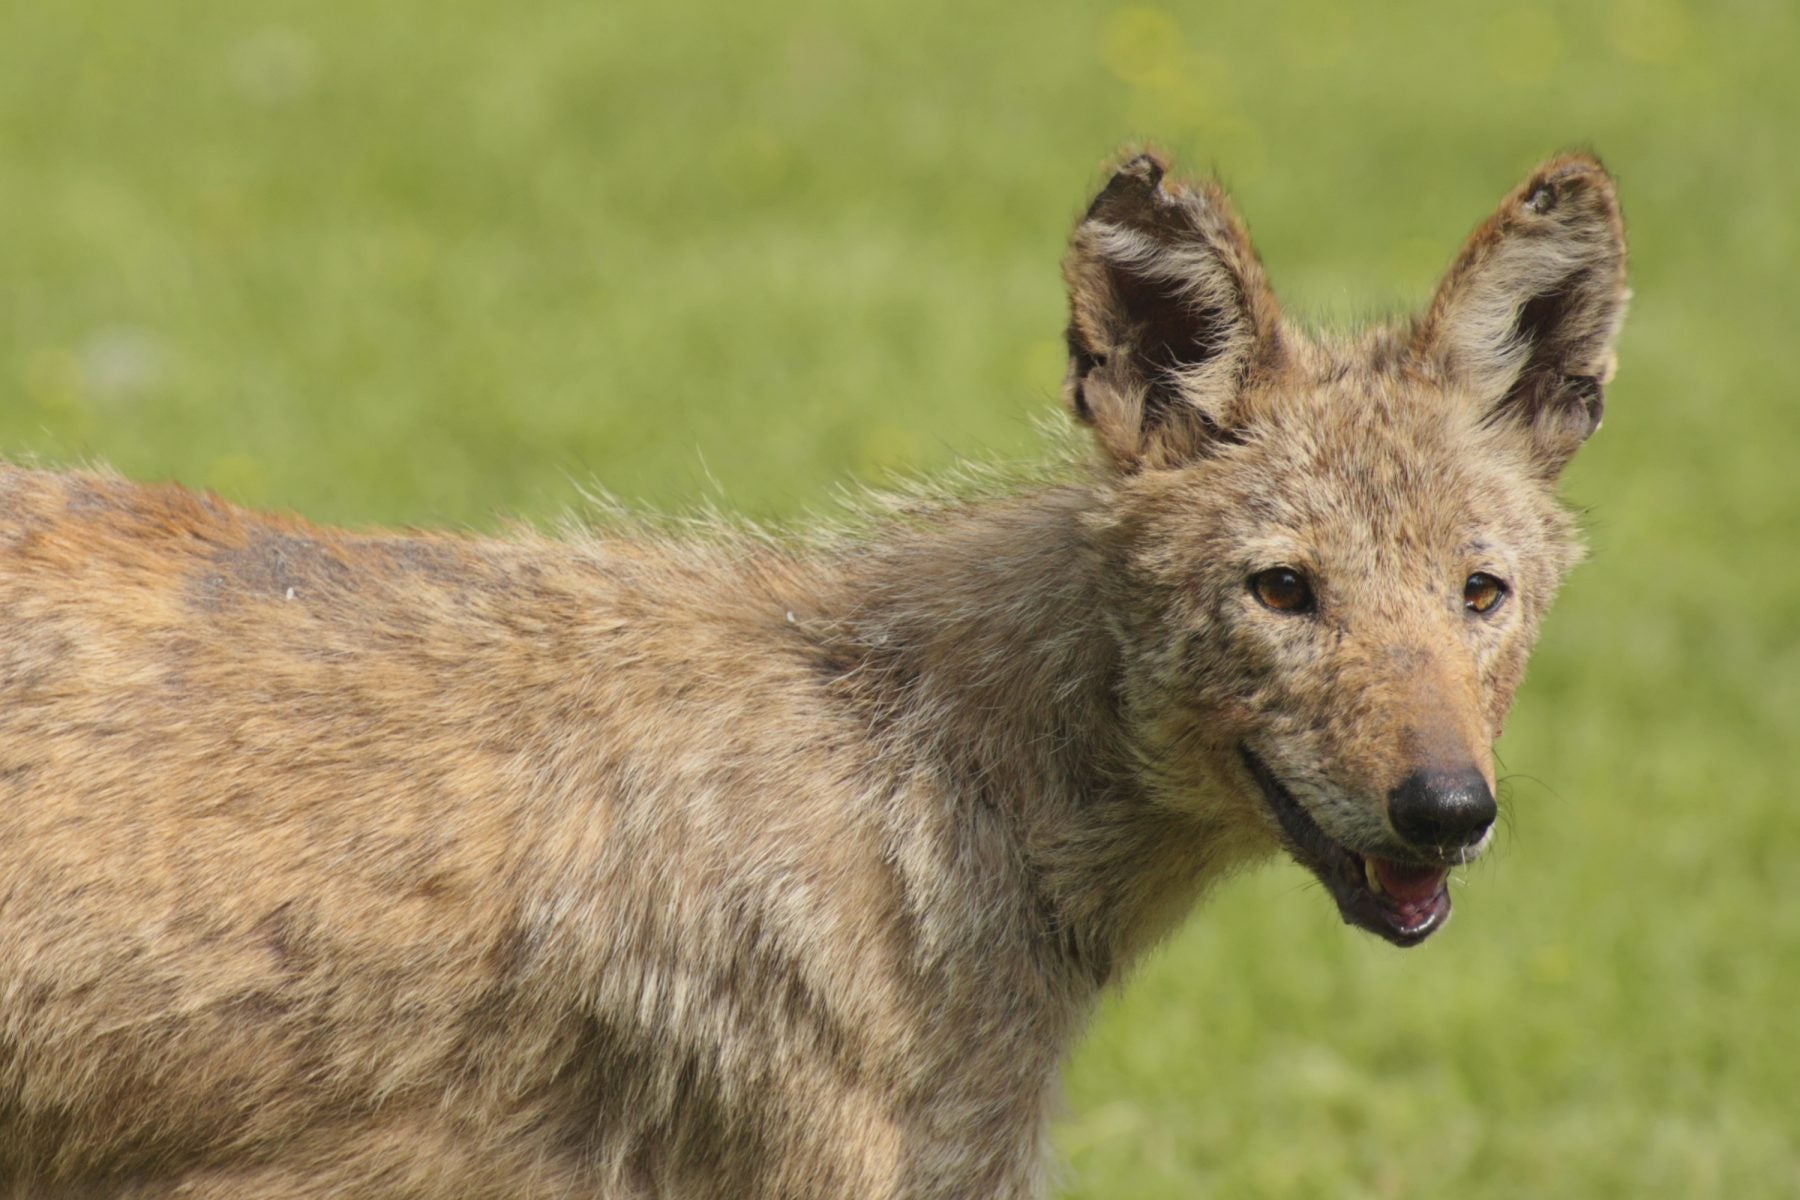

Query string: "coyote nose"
[[1386, 768, 1496, 849]]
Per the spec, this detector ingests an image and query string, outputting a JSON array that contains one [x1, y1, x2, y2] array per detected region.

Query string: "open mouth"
[[1239, 747, 1452, 947]]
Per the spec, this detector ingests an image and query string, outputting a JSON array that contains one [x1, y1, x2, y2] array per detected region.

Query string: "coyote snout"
[[0, 150, 1625, 1197]]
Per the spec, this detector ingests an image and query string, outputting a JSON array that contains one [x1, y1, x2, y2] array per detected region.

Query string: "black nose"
[[1387, 768, 1496, 849]]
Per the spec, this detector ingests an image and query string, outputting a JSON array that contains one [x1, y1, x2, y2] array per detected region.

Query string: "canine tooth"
[[1364, 858, 1384, 895]]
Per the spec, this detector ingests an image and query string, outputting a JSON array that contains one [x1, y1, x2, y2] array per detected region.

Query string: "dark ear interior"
[[1491, 276, 1610, 447], [1062, 154, 1281, 470], [1415, 156, 1628, 476], [1067, 258, 1229, 421]]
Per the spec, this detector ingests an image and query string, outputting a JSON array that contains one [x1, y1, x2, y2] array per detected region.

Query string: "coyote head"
[[1064, 153, 1627, 945]]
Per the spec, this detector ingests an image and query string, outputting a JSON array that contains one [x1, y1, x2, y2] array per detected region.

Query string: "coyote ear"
[[1062, 154, 1283, 470], [1414, 155, 1629, 478]]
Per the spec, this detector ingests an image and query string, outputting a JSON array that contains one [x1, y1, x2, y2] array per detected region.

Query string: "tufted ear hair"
[[1413, 155, 1629, 478], [1062, 153, 1285, 471]]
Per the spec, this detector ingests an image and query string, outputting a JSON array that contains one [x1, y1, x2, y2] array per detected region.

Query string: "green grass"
[[4, 1, 1796, 1195]]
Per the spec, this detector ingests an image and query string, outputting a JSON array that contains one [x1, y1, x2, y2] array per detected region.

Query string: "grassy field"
[[4, 1, 1796, 1195]]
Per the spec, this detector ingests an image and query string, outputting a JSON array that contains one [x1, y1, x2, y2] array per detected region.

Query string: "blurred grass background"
[[3, 1, 1796, 1195]]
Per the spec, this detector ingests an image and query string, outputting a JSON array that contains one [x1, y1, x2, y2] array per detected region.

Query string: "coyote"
[[0, 152, 1625, 1198]]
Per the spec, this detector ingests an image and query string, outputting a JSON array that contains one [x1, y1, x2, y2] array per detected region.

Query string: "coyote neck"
[[815, 484, 1226, 993]]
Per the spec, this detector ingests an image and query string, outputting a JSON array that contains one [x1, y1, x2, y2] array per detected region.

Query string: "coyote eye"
[[1463, 572, 1508, 615], [1250, 568, 1315, 614]]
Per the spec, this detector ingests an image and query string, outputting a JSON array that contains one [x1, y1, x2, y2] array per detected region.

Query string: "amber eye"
[[1463, 572, 1509, 615], [1250, 567, 1315, 614]]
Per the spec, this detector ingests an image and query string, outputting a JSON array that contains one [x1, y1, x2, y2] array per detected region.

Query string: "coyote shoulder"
[[0, 151, 1626, 1198]]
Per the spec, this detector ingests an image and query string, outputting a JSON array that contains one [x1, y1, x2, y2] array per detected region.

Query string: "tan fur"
[[0, 152, 1626, 1198]]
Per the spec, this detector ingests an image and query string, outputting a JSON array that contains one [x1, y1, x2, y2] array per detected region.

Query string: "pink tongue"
[[1371, 858, 1449, 906]]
